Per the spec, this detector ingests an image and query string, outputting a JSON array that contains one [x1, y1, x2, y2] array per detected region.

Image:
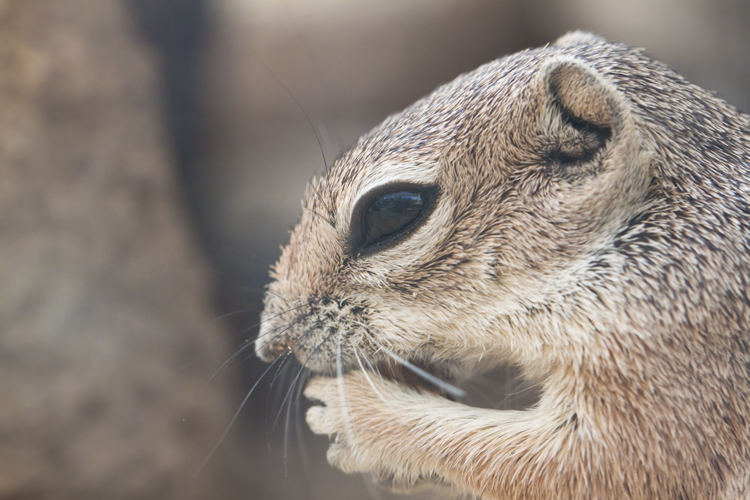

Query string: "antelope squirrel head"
[[257, 33, 653, 383]]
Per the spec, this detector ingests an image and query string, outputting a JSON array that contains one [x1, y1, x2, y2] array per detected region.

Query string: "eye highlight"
[[351, 184, 436, 254]]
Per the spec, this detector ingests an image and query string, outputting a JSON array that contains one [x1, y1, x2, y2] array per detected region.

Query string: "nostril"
[[255, 323, 292, 362], [256, 345, 277, 362], [256, 336, 290, 362]]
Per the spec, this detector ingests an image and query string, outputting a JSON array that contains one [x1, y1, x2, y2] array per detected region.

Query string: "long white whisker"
[[359, 348, 389, 390], [273, 327, 334, 474], [196, 351, 287, 476], [283, 363, 302, 476], [354, 325, 466, 399], [203, 339, 258, 388], [253, 301, 308, 336], [205, 302, 312, 388], [272, 328, 323, 431], [294, 370, 312, 473], [382, 348, 466, 399], [205, 318, 299, 389], [354, 346, 393, 409], [268, 319, 324, 398], [266, 352, 297, 419], [270, 323, 338, 468]]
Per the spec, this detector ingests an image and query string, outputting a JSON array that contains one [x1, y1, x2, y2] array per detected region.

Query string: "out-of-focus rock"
[[0, 1, 249, 498]]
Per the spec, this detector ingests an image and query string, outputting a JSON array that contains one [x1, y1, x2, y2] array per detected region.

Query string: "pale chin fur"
[[256, 31, 750, 500]]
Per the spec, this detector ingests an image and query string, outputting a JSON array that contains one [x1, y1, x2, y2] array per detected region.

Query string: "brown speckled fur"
[[257, 32, 750, 499]]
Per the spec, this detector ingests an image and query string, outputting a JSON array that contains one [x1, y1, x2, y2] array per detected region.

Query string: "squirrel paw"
[[304, 371, 427, 490]]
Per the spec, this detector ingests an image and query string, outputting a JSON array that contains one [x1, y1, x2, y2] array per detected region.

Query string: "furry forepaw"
[[304, 371, 426, 489]]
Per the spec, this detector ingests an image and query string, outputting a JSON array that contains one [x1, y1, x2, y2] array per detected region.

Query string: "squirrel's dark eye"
[[363, 192, 425, 247], [349, 182, 437, 255], [364, 191, 425, 245]]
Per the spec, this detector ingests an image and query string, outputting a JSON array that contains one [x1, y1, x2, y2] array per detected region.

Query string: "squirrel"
[[256, 31, 750, 499]]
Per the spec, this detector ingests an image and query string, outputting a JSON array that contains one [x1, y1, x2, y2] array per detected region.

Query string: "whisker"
[[281, 10, 343, 169], [382, 348, 466, 399], [246, 46, 336, 224], [266, 330, 317, 430], [275, 327, 339, 472], [306, 179, 336, 227], [356, 326, 466, 399], [266, 351, 297, 421], [206, 316, 303, 388], [203, 339, 259, 388], [264, 289, 286, 301], [358, 346, 382, 379], [253, 320, 298, 352], [233, 299, 316, 356], [272, 335, 324, 432], [294, 369, 312, 473], [302, 204, 335, 226], [251, 301, 308, 334], [503, 379, 540, 398], [196, 352, 287, 476], [223, 300, 310, 347], [247, 47, 328, 171], [266, 319, 325, 421], [283, 362, 304, 475], [207, 307, 263, 326], [354, 346, 393, 408], [359, 347, 390, 393], [496, 375, 541, 411]]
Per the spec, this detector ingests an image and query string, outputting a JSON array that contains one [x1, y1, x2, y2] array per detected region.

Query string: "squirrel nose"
[[255, 321, 292, 362]]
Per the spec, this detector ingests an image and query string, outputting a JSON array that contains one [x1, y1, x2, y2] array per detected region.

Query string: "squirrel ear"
[[540, 58, 625, 177], [544, 58, 621, 131], [535, 57, 652, 227]]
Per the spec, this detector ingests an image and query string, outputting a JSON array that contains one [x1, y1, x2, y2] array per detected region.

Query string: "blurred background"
[[1, 0, 748, 499]]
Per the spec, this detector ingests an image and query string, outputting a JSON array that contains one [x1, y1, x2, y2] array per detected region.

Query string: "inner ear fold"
[[542, 58, 623, 177]]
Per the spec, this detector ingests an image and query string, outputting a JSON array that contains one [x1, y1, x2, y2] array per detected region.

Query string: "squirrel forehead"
[[309, 38, 650, 209], [315, 52, 546, 201]]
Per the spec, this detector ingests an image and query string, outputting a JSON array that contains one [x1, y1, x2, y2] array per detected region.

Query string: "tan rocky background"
[[0, 1, 253, 499], [1, 0, 748, 499]]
